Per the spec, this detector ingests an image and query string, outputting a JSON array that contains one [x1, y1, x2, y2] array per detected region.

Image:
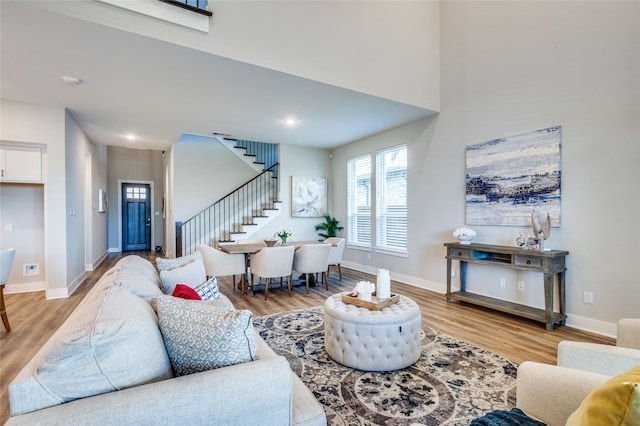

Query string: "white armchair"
[[198, 244, 246, 292], [1, 248, 16, 331], [249, 246, 295, 300], [293, 243, 331, 293], [516, 318, 640, 426], [324, 237, 345, 280]]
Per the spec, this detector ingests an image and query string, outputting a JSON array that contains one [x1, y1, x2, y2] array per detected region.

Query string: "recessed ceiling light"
[[125, 134, 136, 141], [61, 75, 82, 85], [284, 118, 297, 126]]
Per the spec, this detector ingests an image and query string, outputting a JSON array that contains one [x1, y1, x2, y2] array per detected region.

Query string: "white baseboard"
[[341, 261, 445, 294], [341, 261, 616, 338], [86, 250, 109, 271], [46, 286, 70, 299], [565, 314, 617, 338], [108, 247, 122, 253], [4, 281, 47, 294]]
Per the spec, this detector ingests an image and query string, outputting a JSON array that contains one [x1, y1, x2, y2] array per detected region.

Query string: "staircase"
[[175, 139, 281, 256]]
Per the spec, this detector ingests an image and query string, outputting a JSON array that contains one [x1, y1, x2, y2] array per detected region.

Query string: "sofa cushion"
[[566, 365, 640, 426], [9, 285, 172, 416], [156, 251, 201, 272], [194, 276, 220, 300], [156, 296, 259, 376], [172, 284, 202, 300], [159, 257, 206, 294]]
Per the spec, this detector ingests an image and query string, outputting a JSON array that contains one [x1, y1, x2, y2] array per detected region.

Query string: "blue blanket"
[[470, 408, 547, 426]]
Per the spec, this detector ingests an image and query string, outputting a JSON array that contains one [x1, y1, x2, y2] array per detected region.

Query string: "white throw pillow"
[[156, 296, 259, 376], [156, 251, 202, 272], [159, 257, 206, 294]]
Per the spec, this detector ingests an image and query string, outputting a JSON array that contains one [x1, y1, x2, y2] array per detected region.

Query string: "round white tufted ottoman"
[[324, 292, 422, 371]]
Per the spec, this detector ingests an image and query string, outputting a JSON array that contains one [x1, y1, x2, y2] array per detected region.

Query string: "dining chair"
[[292, 243, 331, 293], [0, 248, 16, 331], [324, 237, 346, 280], [198, 244, 246, 292], [249, 245, 295, 300]]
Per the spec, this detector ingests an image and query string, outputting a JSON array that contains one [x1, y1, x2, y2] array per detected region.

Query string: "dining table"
[[219, 240, 336, 294]]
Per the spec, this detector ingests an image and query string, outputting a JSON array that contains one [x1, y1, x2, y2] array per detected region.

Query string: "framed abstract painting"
[[465, 126, 562, 227], [291, 176, 328, 218]]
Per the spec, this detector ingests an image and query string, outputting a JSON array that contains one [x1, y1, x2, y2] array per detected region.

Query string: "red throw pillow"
[[172, 284, 202, 300]]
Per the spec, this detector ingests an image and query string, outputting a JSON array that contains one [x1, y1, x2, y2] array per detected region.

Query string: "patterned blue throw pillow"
[[195, 276, 219, 300]]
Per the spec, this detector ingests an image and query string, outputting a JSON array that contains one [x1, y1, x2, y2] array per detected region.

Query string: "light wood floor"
[[0, 251, 614, 424]]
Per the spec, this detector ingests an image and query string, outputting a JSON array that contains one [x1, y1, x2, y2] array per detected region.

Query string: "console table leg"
[[544, 272, 554, 331]]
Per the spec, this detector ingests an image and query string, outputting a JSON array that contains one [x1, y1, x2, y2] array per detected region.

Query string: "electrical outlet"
[[500, 278, 506, 288], [518, 281, 525, 291], [451, 268, 456, 278], [5, 224, 12, 232], [24, 263, 40, 277], [583, 291, 594, 304]]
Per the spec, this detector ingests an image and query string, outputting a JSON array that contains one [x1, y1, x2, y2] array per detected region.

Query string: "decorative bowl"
[[457, 235, 474, 245], [264, 239, 277, 247]]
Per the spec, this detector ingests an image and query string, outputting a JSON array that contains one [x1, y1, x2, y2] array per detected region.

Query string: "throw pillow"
[[172, 284, 202, 300], [566, 365, 640, 426], [156, 296, 259, 376], [159, 257, 206, 294], [194, 276, 220, 300], [156, 250, 202, 272]]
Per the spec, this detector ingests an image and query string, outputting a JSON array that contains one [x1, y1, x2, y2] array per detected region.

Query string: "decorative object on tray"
[[273, 227, 294, 246], [531, 210, 551, 251], [351, 281, 375, 302], [341, 292, 400, 310], [453, 227, 476, 245], [376, 268, 391, 299]]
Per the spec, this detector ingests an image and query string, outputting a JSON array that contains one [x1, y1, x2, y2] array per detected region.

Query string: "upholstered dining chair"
[[198, 244, 246, 292], [324, 237, 346, 280], [249, 245, 295, 300], [0, 248, 16, 331], [292, 243, 332, 293]]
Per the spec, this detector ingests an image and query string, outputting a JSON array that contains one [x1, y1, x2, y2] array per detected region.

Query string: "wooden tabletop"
[[219, 240, 333, 255]]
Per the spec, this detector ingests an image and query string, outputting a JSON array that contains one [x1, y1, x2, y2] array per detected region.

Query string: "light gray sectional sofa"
[[7, 255, 326, 426]]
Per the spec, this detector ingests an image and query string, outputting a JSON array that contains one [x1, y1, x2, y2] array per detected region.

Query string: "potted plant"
[[314, 215, 344, 240]]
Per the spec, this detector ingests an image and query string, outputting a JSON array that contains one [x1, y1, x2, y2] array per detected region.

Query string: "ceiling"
[[1, 2, 434, 151]]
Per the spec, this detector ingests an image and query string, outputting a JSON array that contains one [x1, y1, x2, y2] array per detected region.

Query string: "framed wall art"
[[291, 176, 328, 218], [98, 188, 108, 213], [465, 126, 562, 227]]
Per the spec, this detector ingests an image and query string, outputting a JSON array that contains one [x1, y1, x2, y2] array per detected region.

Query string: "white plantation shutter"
[[347, 154, 371, 247], [375, 145, 407, 252]]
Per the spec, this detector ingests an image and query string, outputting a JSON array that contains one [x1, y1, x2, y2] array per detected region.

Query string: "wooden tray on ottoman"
[[341, 293, 400, 310]]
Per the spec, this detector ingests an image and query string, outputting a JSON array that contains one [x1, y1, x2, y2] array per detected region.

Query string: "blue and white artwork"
[[465, 126, 561, 227]]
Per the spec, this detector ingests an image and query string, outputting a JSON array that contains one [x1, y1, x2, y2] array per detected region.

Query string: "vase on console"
[[453, 227, 476, 245]]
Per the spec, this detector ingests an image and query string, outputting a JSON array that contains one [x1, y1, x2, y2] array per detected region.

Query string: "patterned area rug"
[[253, 306, 517, 426]]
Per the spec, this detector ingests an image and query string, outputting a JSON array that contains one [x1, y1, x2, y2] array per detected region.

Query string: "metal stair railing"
[[176, 163, 279, 256], [231, 139, 279, 177]]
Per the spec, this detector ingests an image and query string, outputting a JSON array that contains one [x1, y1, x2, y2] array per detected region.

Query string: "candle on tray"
[[376, 269, 391, 299]]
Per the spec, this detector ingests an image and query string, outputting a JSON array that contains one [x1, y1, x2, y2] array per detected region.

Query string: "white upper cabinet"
[[0, 144, 43, 183]]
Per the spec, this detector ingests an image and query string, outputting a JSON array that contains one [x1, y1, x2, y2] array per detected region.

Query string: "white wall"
[[28, 0, 440, 111], [0, 100, 68, 296], [333, 1, 639, 336], [107, 146, 164, 251], [249, 143, 332, 242], [172, 135, 256, 222], [1, 100, 109, 297]]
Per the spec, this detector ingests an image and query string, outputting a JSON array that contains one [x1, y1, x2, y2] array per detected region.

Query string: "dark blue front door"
[[122, 183, 151, 251]]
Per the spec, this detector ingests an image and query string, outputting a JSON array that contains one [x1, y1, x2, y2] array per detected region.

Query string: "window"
[[347, 154, 371, 246], [376, 145, 407, 252]]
